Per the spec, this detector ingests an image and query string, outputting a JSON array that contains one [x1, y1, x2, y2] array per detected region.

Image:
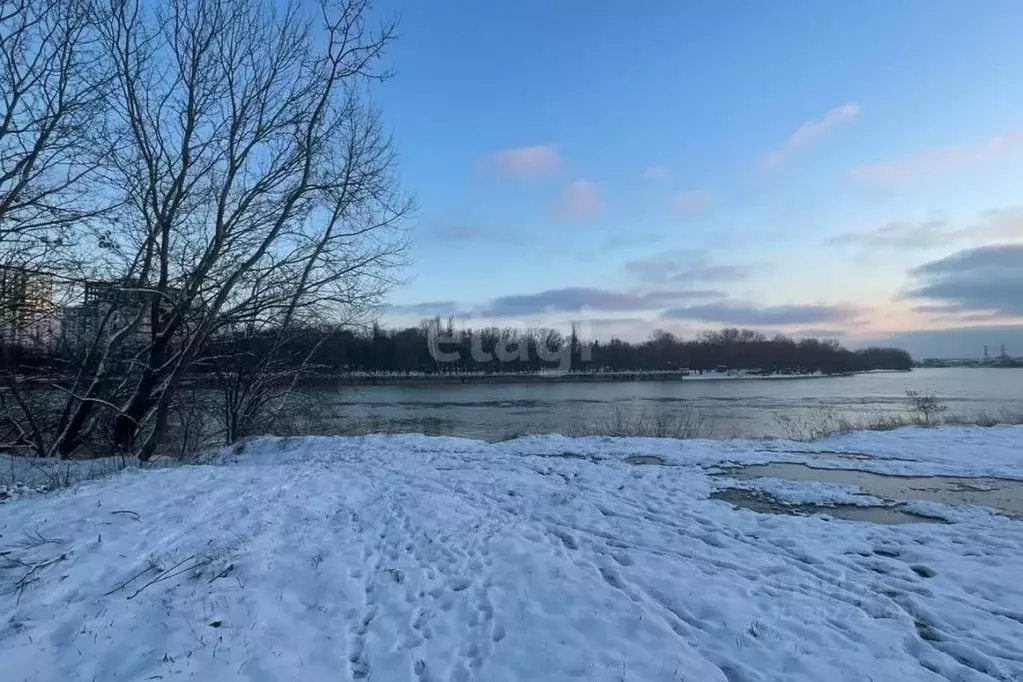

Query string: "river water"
[[321, 368, 1023, 441]]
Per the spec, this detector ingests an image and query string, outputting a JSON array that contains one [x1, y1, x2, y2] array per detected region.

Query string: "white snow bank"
[[756, 424, 1023, 478], [1, 427, 1022, 681]]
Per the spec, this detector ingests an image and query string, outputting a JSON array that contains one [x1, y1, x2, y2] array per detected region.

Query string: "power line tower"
[[983, 345, 990, 361]]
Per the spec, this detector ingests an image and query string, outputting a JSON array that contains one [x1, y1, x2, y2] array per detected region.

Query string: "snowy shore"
[[2, 426, 1022, 681]]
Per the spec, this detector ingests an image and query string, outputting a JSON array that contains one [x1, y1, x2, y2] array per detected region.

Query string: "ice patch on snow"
[[716, 475, 886, 507], [710, 488, 948, 525], [723, 462, 1023, 517]]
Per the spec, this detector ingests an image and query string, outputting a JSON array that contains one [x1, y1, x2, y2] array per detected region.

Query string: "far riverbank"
[[333, 369, 871, 387]]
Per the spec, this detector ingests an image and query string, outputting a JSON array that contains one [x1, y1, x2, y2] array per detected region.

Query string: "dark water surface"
[[317, 368, 1023, 440]]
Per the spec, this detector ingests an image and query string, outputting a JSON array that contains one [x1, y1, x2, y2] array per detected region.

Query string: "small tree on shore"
[[905, 389, 948, 425]]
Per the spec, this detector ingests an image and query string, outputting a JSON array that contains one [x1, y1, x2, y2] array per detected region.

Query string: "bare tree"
[[0, 0, 111, 267], [0, 0, 116, 457], [43, 0, 410, 459], [0, 0, 410, 459]]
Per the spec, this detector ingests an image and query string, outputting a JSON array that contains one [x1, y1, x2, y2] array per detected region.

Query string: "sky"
[[369, 0, 1023, 359]]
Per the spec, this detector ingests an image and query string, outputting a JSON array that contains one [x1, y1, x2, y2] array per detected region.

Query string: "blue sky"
[[371, 0, 1023, 358]]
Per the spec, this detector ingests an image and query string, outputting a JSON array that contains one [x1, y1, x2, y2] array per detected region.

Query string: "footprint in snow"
[[448, 576, 471, 591], [548, 527, 579, 550], [447, 657, 474, 682], [413, 659, 432, 681], [348, 636, 370, 679], [599, 567, 624, 590], [612, 552, 634, 566]]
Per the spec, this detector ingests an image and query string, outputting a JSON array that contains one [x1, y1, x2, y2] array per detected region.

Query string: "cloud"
[[910, 304, 1003, 322], [759, 102, 860, 170], [673, 190, 710, 215], [829, 207, 1023, 250], [587, 316, 651, 328], [850, 129, 1023, 183], [555, 180, 602, 221], [481, 286, 719, 317], [386, 301, 463, 317], [636, 288, 726, 306], [795, 328, 849, 339], [642, 165, 669, 181], [487, 144, 561, 176], [387, 289, 872, 341], [904, 243, 1023, 317], [829, 219, 951, 249], [661, 302, 863, 326], [978, 207, 1023, 241], [624, 250, 757, 285]]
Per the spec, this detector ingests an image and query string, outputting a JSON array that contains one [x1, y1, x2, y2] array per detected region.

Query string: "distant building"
[[61, 279, 184, 353], [0, 265, 58, 350]]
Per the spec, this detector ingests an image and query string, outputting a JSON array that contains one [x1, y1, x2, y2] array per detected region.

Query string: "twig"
[[6, 553, 68, 601], [103, 563, 159, 597], [47, 383, 130, 416], [126, 554, 208, 600], [208, 563, 234, 583], [16, 530, 62, 548]]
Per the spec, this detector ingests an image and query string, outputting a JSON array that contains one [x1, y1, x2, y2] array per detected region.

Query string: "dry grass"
[[778, 405, 1023, 441], [1, 453, 138, 500], [777, 411, 921, 441], [943, 410, 1023, 428], [569, 409, 712, 439]]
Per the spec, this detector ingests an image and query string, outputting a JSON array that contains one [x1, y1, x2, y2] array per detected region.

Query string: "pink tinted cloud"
[[555, 180, 602, 221], [673, 190, 710, 215], [488, 144, 562, 176], [850, 130, 1023, 183], [759, 102, 861, 170]]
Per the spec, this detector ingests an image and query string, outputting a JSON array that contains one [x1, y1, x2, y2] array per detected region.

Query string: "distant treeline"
[[197, 322, 913, 375], [2, 323, 914, 376]]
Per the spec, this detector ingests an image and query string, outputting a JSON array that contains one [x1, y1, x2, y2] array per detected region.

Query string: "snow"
[[754, 424, 1023, 478], [1, 427, 1022, 681]]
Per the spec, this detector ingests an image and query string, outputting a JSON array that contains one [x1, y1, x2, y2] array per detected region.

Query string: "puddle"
[[725, 463, 1023, 518], [534, 452, 599, 462], [711, 489, 947, 525], [626, 455, 665, 466], [758, 449, 880, 462]]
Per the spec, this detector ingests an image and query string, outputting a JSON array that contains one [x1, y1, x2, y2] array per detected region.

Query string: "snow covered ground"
[[1, 426, 1022, 681]]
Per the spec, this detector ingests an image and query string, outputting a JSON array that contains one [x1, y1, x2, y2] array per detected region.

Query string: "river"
[[315, 367, 1023, 441]]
